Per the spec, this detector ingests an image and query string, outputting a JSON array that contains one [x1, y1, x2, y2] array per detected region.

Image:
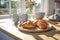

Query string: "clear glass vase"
[[28, 13, 36, 21], [26, 7, 36, 21]]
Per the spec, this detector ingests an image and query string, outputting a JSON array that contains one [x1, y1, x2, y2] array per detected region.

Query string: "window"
[[11, 1, 20, 8], [0, 0, 7, 1], [35, 0, 41, 12], [0, 1, 8, 8], [0, 0, 20, 15]]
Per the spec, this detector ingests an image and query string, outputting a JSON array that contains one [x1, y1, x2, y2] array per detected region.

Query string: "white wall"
[[48, 0, 55, 16], [44, 0, 49, 16], [40, 0, 55, 16], [40, 0, 44, 12]]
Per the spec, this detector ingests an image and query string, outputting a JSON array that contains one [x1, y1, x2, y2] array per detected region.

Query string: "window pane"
[[35, 0, 41, 12], [4, 0, 7, 1], [0, 0, 7, 1], [0, 0, 1, 1], [11, 1, 20, 8], [0, 2, 7, 8], [11, 0, 20, 1]]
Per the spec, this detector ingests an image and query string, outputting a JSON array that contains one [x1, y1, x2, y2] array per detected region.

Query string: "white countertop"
[[0, 18, 60, 40]]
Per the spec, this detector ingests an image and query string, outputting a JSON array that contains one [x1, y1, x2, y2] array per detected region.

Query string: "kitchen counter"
[[0, 18, 60, 40]]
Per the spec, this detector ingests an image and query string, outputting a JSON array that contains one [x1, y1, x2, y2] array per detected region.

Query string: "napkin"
[[49, 14, 60, 20]]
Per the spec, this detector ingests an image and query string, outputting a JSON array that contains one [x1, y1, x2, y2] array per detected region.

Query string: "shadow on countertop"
[[20, 26, 60, 40]]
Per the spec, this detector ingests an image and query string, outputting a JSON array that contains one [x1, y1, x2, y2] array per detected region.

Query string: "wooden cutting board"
[[18, 24, 53, 33]]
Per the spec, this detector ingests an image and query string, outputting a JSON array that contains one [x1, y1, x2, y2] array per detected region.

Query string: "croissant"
[[37, 20, 48, 29], [21, 21, 36, 29], [33, 20, 38, 27]]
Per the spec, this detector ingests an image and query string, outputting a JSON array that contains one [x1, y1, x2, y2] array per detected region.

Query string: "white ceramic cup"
[[35, 12, 45, 20], [19, 14, 28, 23]]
